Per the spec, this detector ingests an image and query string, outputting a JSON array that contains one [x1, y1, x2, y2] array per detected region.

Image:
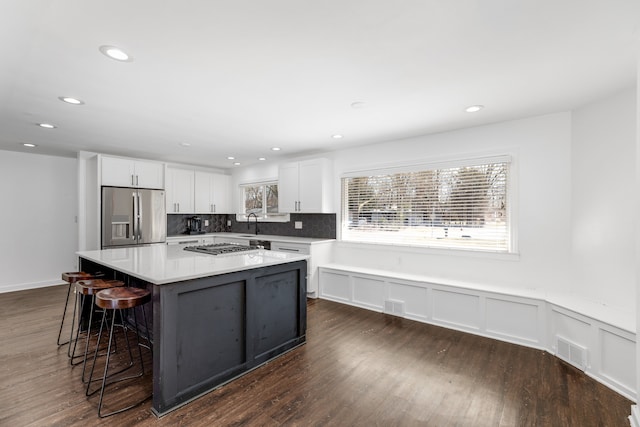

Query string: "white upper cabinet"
[[278, 158, 333, 213], [194, 172, 231, 214], [101, 156, 164, 189], [166, 167, 194, 213]]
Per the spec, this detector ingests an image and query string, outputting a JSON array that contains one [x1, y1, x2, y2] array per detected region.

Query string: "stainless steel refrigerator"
[[101, 186, 166, 248]]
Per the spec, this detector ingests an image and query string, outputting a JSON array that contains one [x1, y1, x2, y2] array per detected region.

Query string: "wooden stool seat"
[[95, 288, 151, 310], [76, 280, 124, 296], [58, 272, 99, 347], [62, 272, 94, 284]]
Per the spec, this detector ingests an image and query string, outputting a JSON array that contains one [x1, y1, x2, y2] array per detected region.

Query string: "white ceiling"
[[1, 0, 638, 169]]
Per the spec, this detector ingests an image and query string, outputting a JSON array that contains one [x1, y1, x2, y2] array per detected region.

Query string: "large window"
[[342, 158, 511, 252], [242, 182, 278, 216]]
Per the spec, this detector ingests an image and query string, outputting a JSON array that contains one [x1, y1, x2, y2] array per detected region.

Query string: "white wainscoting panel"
[[318, 265, 637, 402], [551, 306, 592, 351], [485, 297, 542, 346], [352, 276, 385, 310], [598, 327, 636, 395], [388, 280, 428, 321], [432, 288, 481, 331], [319, 270, 351, 302]]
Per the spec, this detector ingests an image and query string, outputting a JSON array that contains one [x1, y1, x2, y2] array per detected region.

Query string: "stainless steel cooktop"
[[183, 243, 257, 256]]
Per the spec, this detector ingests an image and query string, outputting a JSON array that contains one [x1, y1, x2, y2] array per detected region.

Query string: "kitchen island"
[[76, 244, 308, 416]]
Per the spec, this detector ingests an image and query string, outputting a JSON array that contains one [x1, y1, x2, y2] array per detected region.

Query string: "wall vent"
[[384, 299, 405, 316], [556, 336, 587, 371]]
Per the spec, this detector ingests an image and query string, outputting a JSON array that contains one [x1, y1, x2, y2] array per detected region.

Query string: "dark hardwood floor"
[[0, 285, 633, 426]]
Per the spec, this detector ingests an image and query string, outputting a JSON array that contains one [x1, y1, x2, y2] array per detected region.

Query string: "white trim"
[[235, 212, 290, 223], [630, 405, 640, 427], [340, 153, 513, 178], [335, 241, 521, 261], [0, 280, 65, 294]]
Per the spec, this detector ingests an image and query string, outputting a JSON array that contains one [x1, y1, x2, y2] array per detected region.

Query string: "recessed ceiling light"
[[22, 143, 37, 148], [99, 45, 132, 62], [271, 147, 281, 151], [350, 101, 366, 109], [465, 105, 484, 113], [332, 134, 343, 139], [258, 157, 266, 161], [59, 96, 84, 105], [227, 156, 235, 160], [38, 123, 56, 129], [179, 142, 191, 147], [233, 162, 241, 166]]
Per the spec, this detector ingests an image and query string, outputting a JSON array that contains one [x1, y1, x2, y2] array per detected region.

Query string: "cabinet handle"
[[278, 247, 300, 252], [211, 204, 213, 213], [177, 202, 180, 212], [213, 204, 216, 213], [131, 174, 135, 186], [136, 175, 139, 186]]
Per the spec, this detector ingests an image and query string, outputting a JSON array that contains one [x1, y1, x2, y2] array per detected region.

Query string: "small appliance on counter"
[[186, 216, 205, 234]]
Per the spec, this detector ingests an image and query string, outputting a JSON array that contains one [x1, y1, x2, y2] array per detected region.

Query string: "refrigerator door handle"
[[132, 191, 138, 241], [137, 192, 142, 240]]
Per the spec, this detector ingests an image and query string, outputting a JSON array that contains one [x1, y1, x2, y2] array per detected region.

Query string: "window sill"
[[235, 213, 291, 223], [336, 240, 520, 261]]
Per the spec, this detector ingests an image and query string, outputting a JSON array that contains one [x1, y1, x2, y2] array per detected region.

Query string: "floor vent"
[[556, 336, 587, 371], [384, 299, 405, 316]]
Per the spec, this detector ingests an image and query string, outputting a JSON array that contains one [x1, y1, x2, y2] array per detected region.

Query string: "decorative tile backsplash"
[[167, 213, 336, 239], [167, 214, 228, 235]]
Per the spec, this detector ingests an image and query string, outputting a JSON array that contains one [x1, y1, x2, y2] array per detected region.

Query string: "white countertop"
[[77, 245, 309, 285], [167, 232, 334, 245]]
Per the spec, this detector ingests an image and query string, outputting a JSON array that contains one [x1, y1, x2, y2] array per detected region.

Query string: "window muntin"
[[341, 161, 510, 252]]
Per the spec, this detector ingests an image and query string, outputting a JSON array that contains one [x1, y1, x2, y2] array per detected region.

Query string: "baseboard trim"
[[0, 279, 64, 294], [630, 405, 639, 427]]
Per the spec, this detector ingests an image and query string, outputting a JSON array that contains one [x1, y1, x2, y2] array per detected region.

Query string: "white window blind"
[[341, 160, 511, 252]]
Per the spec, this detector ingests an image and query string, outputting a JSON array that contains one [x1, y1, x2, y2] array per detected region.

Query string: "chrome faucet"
[[247, 212, 259, 235]]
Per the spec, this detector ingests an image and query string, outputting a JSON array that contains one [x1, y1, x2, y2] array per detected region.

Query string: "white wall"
[[571, 88, 637, 310], [330, 113, 574, 295], [0, 150, 77, 292]]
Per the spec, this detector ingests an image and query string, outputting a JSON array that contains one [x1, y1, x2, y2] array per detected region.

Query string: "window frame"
[[339, 155, 517, 254], [236, 181, 290, 223]]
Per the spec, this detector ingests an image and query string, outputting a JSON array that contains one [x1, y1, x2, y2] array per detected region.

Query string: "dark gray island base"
[[79, 257, 307, 416]]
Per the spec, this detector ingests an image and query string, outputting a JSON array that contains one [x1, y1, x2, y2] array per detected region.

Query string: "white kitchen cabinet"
[[165, 235, 215, 245], [271, 239, 333, 297], [214, 236, 249, 246], [166, 167, 194, 213], [166, 236, 202, 246], [270, 241, 310, 255], [278, 158, 333, 213], [194, 171, 231, 214], [201, 236, 215, 245], [101, 156, 164, 189]]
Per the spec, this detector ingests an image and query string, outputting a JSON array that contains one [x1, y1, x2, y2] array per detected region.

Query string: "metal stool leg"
[[56, 281, 73, 346], [94, 308, 149, 417]]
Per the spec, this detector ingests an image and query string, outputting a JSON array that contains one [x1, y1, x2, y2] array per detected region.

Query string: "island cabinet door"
[[152, 260, 307, 416], [245, 261, 308, 366]]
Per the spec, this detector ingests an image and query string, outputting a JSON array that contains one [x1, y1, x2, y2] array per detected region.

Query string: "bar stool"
[[68, 279, 124, 366], [70, 279, 125, 382], [57, 272, 95, 346], [86, 287, 152, 418]]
